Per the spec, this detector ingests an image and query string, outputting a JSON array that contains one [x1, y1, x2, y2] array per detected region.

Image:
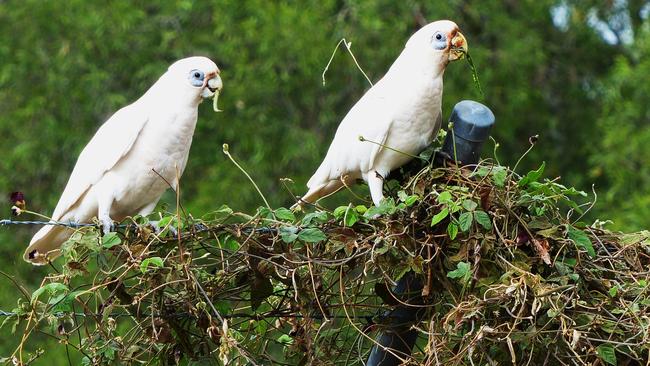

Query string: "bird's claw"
[[194, 223, 208, 231], [101, 219, 115, 235], [290, 201, 304, 212], [434, 150, 455, 165], [148, 221, 162, 235], [149, 221, 178, 237]]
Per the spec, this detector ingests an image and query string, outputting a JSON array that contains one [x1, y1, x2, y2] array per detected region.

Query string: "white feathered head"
[[404, 20, 468, 65], [167, 56, 223, 100]]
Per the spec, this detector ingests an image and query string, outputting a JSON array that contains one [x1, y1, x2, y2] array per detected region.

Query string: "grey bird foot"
[[290, 199, 306, 212], [101, 218, 115, 235], [433, 149, 455, 165], [194, 223, 208, 231], [149, 220, 179, 237]]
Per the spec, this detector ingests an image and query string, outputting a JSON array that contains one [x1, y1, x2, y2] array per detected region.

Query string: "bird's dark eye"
[[188, 69, 205, 87], [431, 32, 447, 50]]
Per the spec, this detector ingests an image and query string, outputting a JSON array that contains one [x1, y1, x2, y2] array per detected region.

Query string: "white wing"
[[51, 103, 149, 220], [307, 83, 394, 187]]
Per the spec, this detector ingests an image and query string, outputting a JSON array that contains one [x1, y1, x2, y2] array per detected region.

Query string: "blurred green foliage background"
[[0, 0, 648, 361]]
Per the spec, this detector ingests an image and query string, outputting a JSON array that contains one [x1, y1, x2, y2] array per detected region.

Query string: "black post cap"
[[442, 100, 495, 165], [449, 100, 495, 142]]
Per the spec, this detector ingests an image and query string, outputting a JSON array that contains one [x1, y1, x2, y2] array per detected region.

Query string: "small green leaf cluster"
[[430, 189, 492, 240]]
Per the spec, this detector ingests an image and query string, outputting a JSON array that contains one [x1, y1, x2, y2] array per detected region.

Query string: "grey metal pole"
[[366, 100, 495, 366]]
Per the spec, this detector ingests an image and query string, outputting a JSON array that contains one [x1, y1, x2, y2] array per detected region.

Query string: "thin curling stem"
[[490, 136, 501, 166], [450, 123, 459, 163], [222, 144, 272, 211], [358, 135, 426, 161], [511, 135, 538, 175], [20, 209, 52, 221], [322, 38, 373, 87]]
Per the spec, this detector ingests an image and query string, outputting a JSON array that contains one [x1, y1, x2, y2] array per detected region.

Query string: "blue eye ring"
[[188, 69, 205, 87], [432, 32, 447, 50]]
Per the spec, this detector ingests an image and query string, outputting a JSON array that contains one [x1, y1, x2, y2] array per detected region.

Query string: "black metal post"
[[366, 100, 495, 366]]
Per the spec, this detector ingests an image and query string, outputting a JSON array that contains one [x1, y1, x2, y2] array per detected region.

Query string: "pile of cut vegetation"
[[2, 157, 649, 365]]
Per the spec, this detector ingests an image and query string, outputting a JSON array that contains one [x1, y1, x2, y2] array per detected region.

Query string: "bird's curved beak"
[[206, 74, 224, 112], [449, 31, 468, 61], [207, 74, 223, 94]]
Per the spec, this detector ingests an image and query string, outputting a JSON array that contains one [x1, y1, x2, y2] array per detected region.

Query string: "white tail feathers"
[[24, 225, 70, 265], [292, 177, 349, 211]]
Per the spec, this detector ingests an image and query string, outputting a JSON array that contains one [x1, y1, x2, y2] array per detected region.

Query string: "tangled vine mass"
[[2, 153, 649, 365]]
